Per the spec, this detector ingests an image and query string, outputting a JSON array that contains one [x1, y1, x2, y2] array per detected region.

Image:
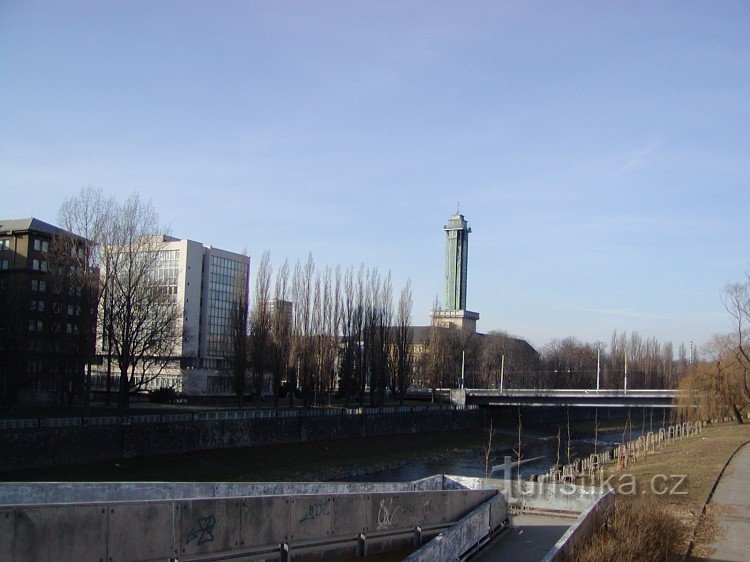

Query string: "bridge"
[[409, 388, 682, 408]]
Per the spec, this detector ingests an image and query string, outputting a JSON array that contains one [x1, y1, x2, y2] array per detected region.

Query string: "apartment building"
[[0, 218, 94, 406]]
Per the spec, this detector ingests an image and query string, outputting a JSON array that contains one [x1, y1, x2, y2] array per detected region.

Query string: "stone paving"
[[704, 442, 750, 561]]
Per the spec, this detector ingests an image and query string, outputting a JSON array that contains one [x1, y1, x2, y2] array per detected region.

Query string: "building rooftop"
[[0, 218, 70, 237]]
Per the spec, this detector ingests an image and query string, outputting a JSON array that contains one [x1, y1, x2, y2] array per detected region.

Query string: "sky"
[[2, 1, 749, 352]]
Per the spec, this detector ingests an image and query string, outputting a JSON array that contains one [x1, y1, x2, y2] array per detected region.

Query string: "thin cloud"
[[616, 139, 662, 174]]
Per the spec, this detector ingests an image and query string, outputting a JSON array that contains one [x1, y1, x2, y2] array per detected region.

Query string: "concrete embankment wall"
[[0, 409, 485, 473]]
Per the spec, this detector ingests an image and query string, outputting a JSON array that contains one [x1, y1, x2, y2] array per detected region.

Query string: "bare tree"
[[100, 193, 181, 413], [318, 266, 341, 405], [270, 260, 291, 409], [513, 406, 523, 482], [291, 255, 315, 407], [722, 280, 750, 402], [248, 251, 271, 406], [54, 186, 114, 408], [480, 331, 540, 389], [677, 334, 747, 423], [339, 265, 365, 406], [483, 418, 494, 478], [229, 251, 251, 409], [392, 279, 413, 404]]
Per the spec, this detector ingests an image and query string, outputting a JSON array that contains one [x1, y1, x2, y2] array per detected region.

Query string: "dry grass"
[[572, 423, 750, 560], [569, 495, 683, 562]]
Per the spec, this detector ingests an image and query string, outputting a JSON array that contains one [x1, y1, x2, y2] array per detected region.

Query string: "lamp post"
[[596, 342, 601, 391], [500, 353, 505, 392], [461, 350, 466, 389]]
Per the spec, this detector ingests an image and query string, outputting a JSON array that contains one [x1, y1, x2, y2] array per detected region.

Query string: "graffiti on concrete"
[[300, 498, 331, 523], [187, 515, 216, 546], [377, 498, 403, 530]]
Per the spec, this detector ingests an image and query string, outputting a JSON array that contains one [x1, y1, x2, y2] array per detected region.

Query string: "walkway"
[[703, 442, 750, 561], [470, 513, 574, 562]]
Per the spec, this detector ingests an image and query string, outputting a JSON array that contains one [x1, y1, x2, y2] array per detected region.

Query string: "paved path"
[[703, 442, 750, 561], [470, 513, 573, 562]]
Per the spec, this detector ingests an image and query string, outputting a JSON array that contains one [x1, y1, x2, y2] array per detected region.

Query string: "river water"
[[344, 423, 663, 483]]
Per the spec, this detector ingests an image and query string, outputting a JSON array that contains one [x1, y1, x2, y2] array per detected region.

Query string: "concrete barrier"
[[540, 489, 616, 562], [403, 494, 508, 561], [442, 476, 606, 515], [0, 482, 499, 562]]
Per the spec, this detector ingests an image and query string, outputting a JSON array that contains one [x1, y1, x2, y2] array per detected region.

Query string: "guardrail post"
[[357, 533, 367, 557], [413, 526, 423, 547], [280, 542, 290, 562]]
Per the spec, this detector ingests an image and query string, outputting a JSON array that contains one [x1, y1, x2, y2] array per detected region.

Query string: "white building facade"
[[97, 236, 251, 396], [158, 236, 250, 395]]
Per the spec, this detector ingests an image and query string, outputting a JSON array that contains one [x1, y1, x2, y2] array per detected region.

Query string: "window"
[[0, 259, 8, 270], [30, 301, 37, 311], [41, 240, 49, 253], [29, 320, 35, 331], [0, 239, 9, 250], [33, 239, 41, 251], [66, 323, 72, 334], [32, 259, 39, 270], [41, 261, 48, 272], [38, 301, 44, 312], [68, 305, 74, 316], [39, 281, 46, 292], [31, 279, 38, 291], [36, 320, 43, 332]]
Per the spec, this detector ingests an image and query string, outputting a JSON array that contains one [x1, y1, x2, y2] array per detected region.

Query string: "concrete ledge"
[[0, 478, 447, 506]]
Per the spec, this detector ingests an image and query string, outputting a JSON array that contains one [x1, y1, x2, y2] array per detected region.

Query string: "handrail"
[[0, 403, 478, 431]]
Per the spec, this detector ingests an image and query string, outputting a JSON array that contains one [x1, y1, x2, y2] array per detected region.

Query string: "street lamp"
[[500, 353, 505, 392]]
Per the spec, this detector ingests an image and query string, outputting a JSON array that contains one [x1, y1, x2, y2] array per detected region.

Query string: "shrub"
[[149, 386, 178, 404]]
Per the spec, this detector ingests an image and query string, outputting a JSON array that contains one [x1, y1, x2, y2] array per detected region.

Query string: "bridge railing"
[[0, 403, 478, 431]]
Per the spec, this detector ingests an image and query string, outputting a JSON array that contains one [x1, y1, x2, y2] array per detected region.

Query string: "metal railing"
[[0, 403, 478, 431]]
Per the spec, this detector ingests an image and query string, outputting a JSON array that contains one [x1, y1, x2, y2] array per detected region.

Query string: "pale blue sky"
[[2, 1, 749, 351]]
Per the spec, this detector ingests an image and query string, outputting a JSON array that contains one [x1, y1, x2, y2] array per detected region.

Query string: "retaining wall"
[[0, 409, 484, 473]]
